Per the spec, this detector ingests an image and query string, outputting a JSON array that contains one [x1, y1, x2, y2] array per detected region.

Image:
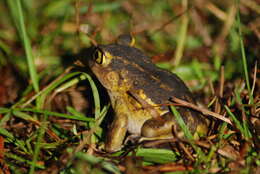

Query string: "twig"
[[250, 61, 257, 99], [170, 97, 233, 125], [205, 2, 227, 21], [178, 142, 195, 161], [220, 66, 225, 98]]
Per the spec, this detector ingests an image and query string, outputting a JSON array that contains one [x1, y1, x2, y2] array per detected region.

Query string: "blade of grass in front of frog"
[[135, 148, 177, 164], [6, 0, 39, 92], [90, 104, 111, 140], [29, 112, 48, 174], [73, 151, 121, 174], [81, 72, 102, 145], [170, 106, 205, 160], [96, 104, 110, 126], [170, 106, 193, 140]]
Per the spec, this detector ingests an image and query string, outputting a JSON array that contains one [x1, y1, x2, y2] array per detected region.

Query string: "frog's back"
[[100, 44, 195, 105], [133, 65, 195, 105]]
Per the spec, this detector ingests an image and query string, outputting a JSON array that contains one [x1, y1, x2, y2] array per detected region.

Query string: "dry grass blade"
[[250, 61, 257, 98], [143, 163, 193, 172], [178, 141, 195, 161], [205, 2, 227, 21], [170, 97, 233, 125]]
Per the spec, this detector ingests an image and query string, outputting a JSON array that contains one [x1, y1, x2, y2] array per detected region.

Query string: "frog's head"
[[88, 44, 126, 91], [87, 35, 152, 92]]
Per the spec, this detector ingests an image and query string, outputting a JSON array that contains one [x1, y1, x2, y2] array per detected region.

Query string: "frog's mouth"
[[89, 64, 113, 89]]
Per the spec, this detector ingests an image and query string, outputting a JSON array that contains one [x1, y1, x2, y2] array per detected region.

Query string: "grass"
[[7, 0, 39, 92], [0, 0, 259, 173]]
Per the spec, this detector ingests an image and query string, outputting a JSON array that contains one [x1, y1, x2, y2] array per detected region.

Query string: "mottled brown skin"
[[85, 38, 208, 152]]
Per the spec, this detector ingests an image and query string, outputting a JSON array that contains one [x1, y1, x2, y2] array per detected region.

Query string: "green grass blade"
[[170, 106, 193, 140], [224, 105, 242, 130], [96, 104, 110, 126], [7, 0, 39, 92], [74, 152, 121, 174], [170, 106, 206, 160], [135, 148, 177, 164], [82, 73, 101, 119], [171, 0, 189, 66], [93, 2, 121, 12], [0, 107, 10, 114], [235, 0, 253, 104], [5, 152, 45, 169], [29, 113, 48, 174], [12, 110, 38, 122], [234, 86, 252, 139], [0, 127, 28, 153], [16, 108, 94, 122], [66, 106, 86, 118], [54, 73, 87, 93], [0, 112, 11, 126]]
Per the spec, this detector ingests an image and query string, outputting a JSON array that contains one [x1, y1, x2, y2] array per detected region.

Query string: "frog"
[[81, 35, 208, 152]]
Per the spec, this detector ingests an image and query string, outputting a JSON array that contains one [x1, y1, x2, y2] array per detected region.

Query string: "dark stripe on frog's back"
[[102, 44, 195, 105]]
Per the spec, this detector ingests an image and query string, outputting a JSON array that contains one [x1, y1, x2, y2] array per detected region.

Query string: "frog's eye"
[[93, 49, 105, 64]]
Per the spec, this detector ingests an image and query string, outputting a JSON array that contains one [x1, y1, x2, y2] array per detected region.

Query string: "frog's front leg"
[[105, 113, 128, 152]]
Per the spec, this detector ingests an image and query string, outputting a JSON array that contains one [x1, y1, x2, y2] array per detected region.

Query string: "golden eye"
[[93, 49, 104, 64]]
